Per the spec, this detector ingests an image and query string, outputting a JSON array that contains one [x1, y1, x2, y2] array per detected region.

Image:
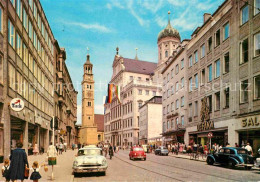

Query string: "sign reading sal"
[[241, 116, 260, 127], [10, 98, 24, 112]]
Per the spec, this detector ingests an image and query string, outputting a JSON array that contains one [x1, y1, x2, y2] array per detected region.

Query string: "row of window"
[[104, 118, 133, 132], [163, 116, 184, 132], [163, 96, 185, 115], [163, 77, 185, 99], [138, 89, 156, 96], [164, 59, 184, 85]]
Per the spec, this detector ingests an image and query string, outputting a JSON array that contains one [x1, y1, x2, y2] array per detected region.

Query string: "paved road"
[[74, 150, 260, 182]]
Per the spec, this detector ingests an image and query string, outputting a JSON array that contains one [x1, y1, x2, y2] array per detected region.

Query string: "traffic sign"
[[208, 132, 213, 138]]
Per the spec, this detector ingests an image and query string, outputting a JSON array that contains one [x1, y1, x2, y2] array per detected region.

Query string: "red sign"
[[208, 132, 213, 138]]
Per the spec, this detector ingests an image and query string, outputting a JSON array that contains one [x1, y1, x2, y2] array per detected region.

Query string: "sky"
[[41, 0, 225, 124]]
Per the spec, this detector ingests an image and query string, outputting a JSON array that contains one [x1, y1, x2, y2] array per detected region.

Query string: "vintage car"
[[256, 148, 260, 168], [72, 146, 108, 176], [206, 147, 254, 169], [129, 146, 146, 160], [155, 146, 169, 156]]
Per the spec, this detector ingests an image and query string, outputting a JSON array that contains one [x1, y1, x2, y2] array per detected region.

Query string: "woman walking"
[[9, 142, 29, 182]]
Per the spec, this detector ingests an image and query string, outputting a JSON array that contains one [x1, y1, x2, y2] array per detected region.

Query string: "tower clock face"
[[87, 92, 92, 97]]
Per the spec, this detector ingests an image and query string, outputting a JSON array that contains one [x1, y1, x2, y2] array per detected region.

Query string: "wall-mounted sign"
[[241, 116, 259, 128], [197, 121, 214, 131], [10, 98, 24, 112]]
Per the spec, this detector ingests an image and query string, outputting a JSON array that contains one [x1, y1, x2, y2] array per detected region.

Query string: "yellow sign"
[[241, 116, 260, 127]]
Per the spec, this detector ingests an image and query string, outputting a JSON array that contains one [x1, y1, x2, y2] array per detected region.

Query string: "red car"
[[129, 146, 146, 161]]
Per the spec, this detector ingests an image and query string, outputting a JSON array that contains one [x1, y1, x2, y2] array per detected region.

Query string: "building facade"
[[139, 96, 162, 145], [104, 49, 161, 147], [95, 114, 104, 143], [79, 53, 98, 145], [53, 43, 77, 147]]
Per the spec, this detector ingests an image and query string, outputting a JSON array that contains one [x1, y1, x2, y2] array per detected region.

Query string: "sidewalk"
[[0, 149, 77, 182], [168, 152, 206, 162]]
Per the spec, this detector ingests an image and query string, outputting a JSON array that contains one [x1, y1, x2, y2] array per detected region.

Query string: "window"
[[175, 82, 179, 92], [181, 96, 184, 107], [138, 102, 142, 108], [0, 7, 2, 33], [171, 120, 175, 128], [167, 121, 170, 129], [171, 102, 174, 111], [171, 69, 174, 78], [215, 92, 220, 111], [33, 2, 37, 19], [29, 0, 33, 9], [208, 95, 212, 112], [163, 107, 166, 115], [23, 43, 28, 66], [88, 102, 91, 106], [255, 0, 260, 15], [223, 22, 229, 40], [176, 117, 179, 125], [145, 90, 149, 95], [254, 75, 260, 99], [165, 50, 168, 58], [16, 0, 22, 20], [208, 64, 212, 82], [189, 78, 192, 92], [201, 44, 205, 58], [195, 74, 198, 88], [175, 64, 179, 74], [189, 103, 192, 118], [254, 32, 260, 57], [224, 88, 230, 108], [130, 76, 133, 81], [194, 50, 198, 63], [138, 89, 142, 95], [23, 8, 28, 32], [167, 89, 171, 97], [240, 38, 248, 64], [163, 122, 166, 132], [241, 5, 249, 25], [0, 55, 2, 83], [138, 77, 141, 81], [181, 116, 184, 126], [215, 59, 220, 78], [224, 52, 229, 73], [181, 77, 184, 88], [167, 73, 170, 82], [208, 37, 212, 52], [8, 63, 16, 90], [29, 20, 33, 40], [181, 59, 184, 69], [194, 101, 198, 116], [16, 33, 22, 58], [167, 105, 170, 113], [189, 56, 192, 67], [201, 69, 205, 85], [153, 91, 156, 96], [215, 29, 220, 47], [176, 99, 179, 109], [240, 80, 249, 103], [10, 0, 15, 7], [171, 86, 174, 95], [8, 20, 15, 48]]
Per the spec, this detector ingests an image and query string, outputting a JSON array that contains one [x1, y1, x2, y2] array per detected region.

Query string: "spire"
[[135, 48, 138, 60], [86, 47, 92, 64], [167, 11, 172, 27]]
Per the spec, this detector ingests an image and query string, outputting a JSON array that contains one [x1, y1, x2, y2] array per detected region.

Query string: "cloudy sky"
[[41, 0, 225, 124]]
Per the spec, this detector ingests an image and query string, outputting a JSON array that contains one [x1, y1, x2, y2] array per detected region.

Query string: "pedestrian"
[[33, 143, 39, 155], [113, 146, 116, 153], [2, 159, 10, 182], [59, 143, 63, 155], [47, 142, 57, 160], [235, 143, 239, 147], [245, 142, 253, 156], [9, 142, 29, 182], [26, 161, 44, 182], [64, 142, 67, 152], [55, 143, 59, 154], [226, 142, 231, 147], [72, 143, 75, 150]]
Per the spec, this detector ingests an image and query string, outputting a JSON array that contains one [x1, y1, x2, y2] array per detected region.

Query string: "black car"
[[206, 147, 254, 169]]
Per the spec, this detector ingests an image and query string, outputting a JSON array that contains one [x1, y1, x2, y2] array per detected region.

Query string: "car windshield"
[[133, 148, 144, 151], [78, 149, 101, 156], [237, 149, 247, 154]]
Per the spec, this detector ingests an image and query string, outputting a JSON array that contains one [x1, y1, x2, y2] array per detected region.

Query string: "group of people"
[[2, 142, 45, 182], [55, 142, 67, 155]]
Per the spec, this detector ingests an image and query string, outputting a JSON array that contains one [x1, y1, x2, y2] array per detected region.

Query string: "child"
[[1, 159, 10, 182], [26, 161, 44, 182]]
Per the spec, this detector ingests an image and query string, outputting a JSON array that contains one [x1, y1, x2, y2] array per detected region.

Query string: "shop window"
[[194, 50, 198, 63], [223, 22, 229, 40], [215, 92, 220, 111], [201, 44, 205, 58], [241, 5, 249, 25], [224, 52, 229, 73], [215, 29, 220, 47], [254, 75, 260, 100], [254, 32, 260, 57], [240, 80, 248, 103], [224, 88, 230, 108], [208, 37, 212, 52], [215, 59, 220, 78], [201, 68, 205, 85], [240, 38, 248, 64], [208, 95, 212, 112]]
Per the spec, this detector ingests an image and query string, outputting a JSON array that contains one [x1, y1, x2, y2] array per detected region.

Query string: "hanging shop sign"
[[241, 115, 260, 128], [10, 98, 24, 112], [197, 97, 214, 131]]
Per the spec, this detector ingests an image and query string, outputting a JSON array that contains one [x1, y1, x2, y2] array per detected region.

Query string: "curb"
[[168, 154, 206, 163]]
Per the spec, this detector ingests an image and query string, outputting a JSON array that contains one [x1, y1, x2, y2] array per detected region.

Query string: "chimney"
[[203, 13, 211, 23]]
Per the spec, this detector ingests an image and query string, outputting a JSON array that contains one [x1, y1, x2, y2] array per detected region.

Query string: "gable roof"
[[123, 58, 157, 75], [94, 114, 104, 132]]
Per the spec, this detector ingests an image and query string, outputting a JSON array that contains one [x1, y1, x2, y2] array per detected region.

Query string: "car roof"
[[222, 147, 245, 150]]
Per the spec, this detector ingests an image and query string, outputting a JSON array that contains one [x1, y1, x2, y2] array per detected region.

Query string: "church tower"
[[79, 51, 98, 145]]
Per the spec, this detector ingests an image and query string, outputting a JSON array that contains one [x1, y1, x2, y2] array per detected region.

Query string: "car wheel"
[[73, 172, 79, 177], [144, 158, 146, 161], [245, 166, 252, 170], [129, 156, 131, 160], [228, 160, 236, 169], [166, 154, 168, 156], [207, 157, 214, 165], [101, 171, 106, 176]]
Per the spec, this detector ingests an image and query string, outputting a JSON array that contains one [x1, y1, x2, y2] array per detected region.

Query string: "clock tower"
[[79, 52, 98, 145]]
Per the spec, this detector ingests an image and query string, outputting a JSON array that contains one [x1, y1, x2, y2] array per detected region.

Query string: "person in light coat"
[[47, 142, 58, 158]]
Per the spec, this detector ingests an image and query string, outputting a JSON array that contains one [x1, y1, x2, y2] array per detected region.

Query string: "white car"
[[73, 146, 108, 176]]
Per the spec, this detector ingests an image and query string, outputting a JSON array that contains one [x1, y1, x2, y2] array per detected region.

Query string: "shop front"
[[162, 128, 185, 145], [235, 115, 260, 157], [11, 118, 25, 150]]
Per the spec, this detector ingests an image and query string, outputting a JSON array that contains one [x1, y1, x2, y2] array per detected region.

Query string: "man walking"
[[245, 143, 253, 156]]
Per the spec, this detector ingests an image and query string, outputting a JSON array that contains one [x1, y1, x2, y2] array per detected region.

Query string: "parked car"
[[73, 146, 108, 176], [129, 146, 146, 161], [155, 146, 169, 156], [206, 147, 254, 169], [256, 148, 260, 168]]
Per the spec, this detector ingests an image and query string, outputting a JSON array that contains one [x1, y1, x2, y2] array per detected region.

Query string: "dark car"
[[155, 146, 169, 156], [206, 147, 254, 169]]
